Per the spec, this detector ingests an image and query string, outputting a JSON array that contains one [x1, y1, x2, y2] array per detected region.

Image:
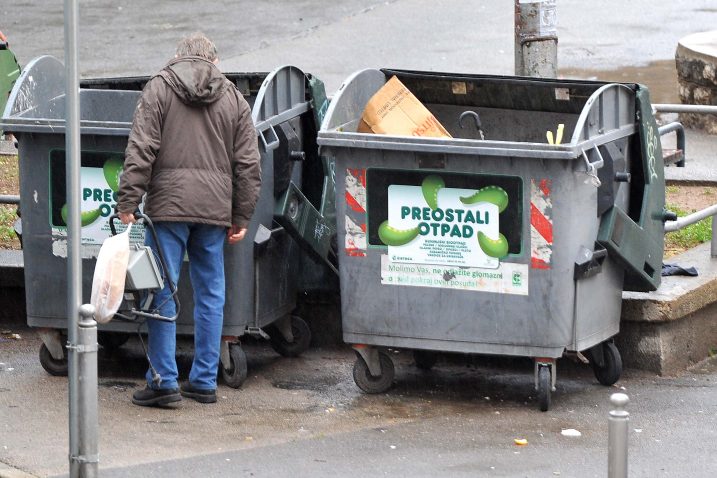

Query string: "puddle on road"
[[271, 376, 342, 392], [561, 59, 679, 104], [100, 379, 139, 391]]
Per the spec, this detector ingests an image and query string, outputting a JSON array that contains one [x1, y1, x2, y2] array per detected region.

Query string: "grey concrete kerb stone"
[[0, 139, 17, 157], [676, 30, 717, 133], [617, 242, 717, 375], [0, 461, 37, 478]]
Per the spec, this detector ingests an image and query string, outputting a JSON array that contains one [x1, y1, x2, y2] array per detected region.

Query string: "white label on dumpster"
[[382, 184, 500, 269], [51, 165, 144, 258], [381, 255, 529, 296]]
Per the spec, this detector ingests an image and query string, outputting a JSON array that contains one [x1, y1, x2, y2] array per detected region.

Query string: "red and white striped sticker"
[[345, 168, 367, 257], [530, 179, 553, 269]]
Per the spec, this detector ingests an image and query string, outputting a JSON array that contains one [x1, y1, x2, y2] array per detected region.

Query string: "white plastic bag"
[[91, 225, 132, 324]]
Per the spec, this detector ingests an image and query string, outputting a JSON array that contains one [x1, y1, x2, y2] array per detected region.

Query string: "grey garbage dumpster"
[[0, 55, 337, 387], [318, 68, 668, 410]]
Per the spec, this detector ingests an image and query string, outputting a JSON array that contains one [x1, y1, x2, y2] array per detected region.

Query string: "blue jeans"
[[144, 222, 226, 391]]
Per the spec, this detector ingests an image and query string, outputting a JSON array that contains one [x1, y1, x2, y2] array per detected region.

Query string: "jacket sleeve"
[[117, 78, 164, 214], [231, 93, 262, 228]]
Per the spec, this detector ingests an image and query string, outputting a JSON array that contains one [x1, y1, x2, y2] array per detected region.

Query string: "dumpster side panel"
[[332, 146, 608, 358], [16, 134, 218, 332]]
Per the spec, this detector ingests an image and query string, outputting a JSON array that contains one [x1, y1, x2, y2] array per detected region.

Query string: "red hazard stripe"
[[345, 192, 366, 213], [539, 179, 551, 197], [530, 203, 553, 244], [347, 168, 366, 187], [531, 257, 551, 270]]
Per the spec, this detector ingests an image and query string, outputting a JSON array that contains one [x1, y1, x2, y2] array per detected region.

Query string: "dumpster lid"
[[0, 56, 314, 142], [318, 68, 639, 161], [252, 65, 311, 152], [0, 55, 138, 137]]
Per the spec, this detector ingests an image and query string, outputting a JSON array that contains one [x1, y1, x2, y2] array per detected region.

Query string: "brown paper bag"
[[357, 76, 451, 138]]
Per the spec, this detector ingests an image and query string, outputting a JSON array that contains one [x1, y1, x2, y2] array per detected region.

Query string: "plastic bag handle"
[[109, 209, 141, 236]]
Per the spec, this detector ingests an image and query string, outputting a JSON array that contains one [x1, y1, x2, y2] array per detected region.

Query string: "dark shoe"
[[180, 382, 217, 403], [131, 386, 181, 407]]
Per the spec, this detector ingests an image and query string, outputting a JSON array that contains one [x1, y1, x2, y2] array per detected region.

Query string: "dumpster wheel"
[[413, 350, 438, 370], [268, 315, 312, 358], [591, 342, 622, 386], [537, 365, 551, 412], [221, 343, 248, 389], [39, 342, 68, 376], [97, 332, 130, 351], [353, 350, 395, 394]]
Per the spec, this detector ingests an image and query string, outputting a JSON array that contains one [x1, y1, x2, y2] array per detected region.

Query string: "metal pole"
[[76, 304, 99, 478], [608, 393, 629, 478], [514, 0, 558, 78], [652, 104, 717, 115], [711, 214, 717, 258], [64, 1, 98, 477]]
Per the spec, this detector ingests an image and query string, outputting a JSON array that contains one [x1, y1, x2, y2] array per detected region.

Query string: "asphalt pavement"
[[2, 328, 716, 478], [1, 1, 717, 477]]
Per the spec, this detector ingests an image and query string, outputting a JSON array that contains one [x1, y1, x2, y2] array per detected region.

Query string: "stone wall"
[[675, 31, 717, 133]]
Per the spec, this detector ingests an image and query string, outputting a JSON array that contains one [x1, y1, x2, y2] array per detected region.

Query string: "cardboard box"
[[357, 76, 452, 138]]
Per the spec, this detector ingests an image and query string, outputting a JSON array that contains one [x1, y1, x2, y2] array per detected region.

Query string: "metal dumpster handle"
[[257, 124, 280, 152], [458, 110, 485, 140], [581, 147, 604, 187]]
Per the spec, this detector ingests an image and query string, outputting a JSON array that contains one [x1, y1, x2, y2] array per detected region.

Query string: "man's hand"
[[227, 225, 247, 244], [118, 212, 136, 224]]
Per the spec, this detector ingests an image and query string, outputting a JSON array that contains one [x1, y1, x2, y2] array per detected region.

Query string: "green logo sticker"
[[380, 175, 511, 268]]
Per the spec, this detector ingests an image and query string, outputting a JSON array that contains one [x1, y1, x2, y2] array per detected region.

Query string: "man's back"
[[120, 56, 260, 228]]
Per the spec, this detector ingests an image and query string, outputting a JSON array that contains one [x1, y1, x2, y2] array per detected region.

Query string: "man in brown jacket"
[[117, 33, 261, 407]]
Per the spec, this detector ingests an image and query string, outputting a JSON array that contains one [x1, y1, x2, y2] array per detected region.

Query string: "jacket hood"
[[159, 56, 229, 106]]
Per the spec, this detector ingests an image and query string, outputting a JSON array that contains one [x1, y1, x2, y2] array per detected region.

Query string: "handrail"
[[658, 121, 685, 167], [665, 204, 717, 232], [664, 203, 717, 258], [658, 104, 717, 257], [653, 104, 717, 114]]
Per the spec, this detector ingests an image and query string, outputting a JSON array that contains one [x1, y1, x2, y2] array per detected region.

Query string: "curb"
[[0, 462, 37, 478], [0, 142, 18, 157]]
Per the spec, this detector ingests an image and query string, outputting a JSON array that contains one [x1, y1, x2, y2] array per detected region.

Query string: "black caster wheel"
[[97, 332, 130, 351], [537, 364, 551, 412], [221, 343, 248, 388], [353, 350, 395, 394], [39, 342, 68, 376], [269, 315, 312, 358], [591, 342, 622, 386], [413, 350, 438, 370]]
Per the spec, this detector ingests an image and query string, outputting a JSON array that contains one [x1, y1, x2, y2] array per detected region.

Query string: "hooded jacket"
[[118, 56, 261, 228]]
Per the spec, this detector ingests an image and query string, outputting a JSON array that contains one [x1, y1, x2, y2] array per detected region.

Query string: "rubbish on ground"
[[561, 429, 582, 437], [514, 438, 528, 446]]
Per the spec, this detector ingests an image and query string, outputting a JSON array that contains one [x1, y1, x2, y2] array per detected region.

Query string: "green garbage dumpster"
[[0, 55, 336, 387], [318, 68, 668, 410], [0, 37, 21, 136]]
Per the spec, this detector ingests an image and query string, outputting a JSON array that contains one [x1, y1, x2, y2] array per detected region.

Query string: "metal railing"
[[664, 203, 717, 258], [656, 103, 717, 258], [0, 194, 19, 205], [653, 104, 717, 115], [658, 121, 685, 167]]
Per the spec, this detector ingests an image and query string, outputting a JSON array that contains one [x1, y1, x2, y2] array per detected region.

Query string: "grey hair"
[[175, 33, 218, 61]]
